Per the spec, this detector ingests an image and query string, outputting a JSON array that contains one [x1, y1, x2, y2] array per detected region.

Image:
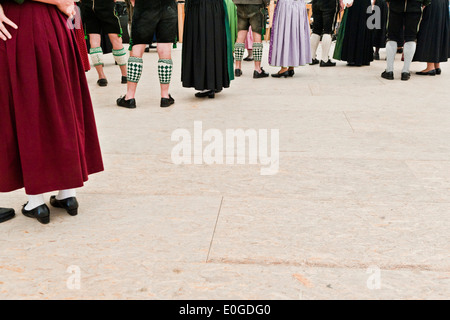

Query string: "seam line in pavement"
[[206, 196, 224, 263]]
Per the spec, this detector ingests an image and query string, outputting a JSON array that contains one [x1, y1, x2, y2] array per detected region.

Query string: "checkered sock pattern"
[[89, 47, 104, 67], [253, 43, 263, 62], [158, 59, 173, 85], [234, 42, 245, 61], [127, 57, 144, 83], [113, 47, 128, 66]]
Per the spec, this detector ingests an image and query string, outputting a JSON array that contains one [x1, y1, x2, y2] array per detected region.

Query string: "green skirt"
[[333, 8, 348, 61]]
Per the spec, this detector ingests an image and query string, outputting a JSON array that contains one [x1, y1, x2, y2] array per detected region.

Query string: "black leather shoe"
[[401, 72, 411, 81], [97, 79, 108, 87], [288, 69, 295, 77], [235, 69, 242, 77], [320, 60, 336, 67], [253, 68, 269, 79], [243, 56, 254, 61], [117, 96, 137, 109], [0, 208, 15, 223], [416, 70, 436, 76], [22, 203, 50, 224], [161, 94, 175, 108], [381, 71, 394, 80], [50, 196, 79, 216], [309, 58, 320, 65], [195, 90, 215, 99], [271, 70, 290, 78], [436, 68, 441, 75], [121, 76, 127, 84]]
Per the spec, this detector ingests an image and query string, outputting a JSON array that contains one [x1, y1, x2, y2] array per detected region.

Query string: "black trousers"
[[387, 9, 423, 43], [312, 0, 339, 35], [131, 0, 178, 45]]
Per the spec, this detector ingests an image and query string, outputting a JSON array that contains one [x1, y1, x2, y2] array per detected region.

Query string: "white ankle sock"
[[25, 194, 45, 210], [56, 189, 77, 201], [310, 33, 321, 59], [321, 34, 332, 62]]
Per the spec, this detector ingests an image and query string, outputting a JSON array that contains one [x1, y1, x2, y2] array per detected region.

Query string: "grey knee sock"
[[386, 41, 397, 72], [402, 41, 417, 73]]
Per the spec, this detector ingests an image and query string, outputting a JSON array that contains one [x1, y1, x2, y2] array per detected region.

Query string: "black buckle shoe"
[[235, 69, 242, 77], [381, 71, 394, 80], [309, 58, 320, 65], [50, 196, 79, 216], [117, 96, 137, 109], [121, 76, 127, 84], [320, 60, 336, 67], [401, 72, 411, 81], [0, 208, 15, 223], [161, 94, 175, 108], [22, 203, 50, 225], [253, 68, 269, 79], [97, 78, 108, 87]]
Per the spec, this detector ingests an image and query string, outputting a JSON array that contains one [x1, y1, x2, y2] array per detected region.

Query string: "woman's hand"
[[56, 0, 76, 18], [32, 0, 76, 18], [0, 4, 18, 41]]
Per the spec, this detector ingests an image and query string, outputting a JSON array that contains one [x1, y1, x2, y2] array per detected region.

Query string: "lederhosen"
[[311, 0, 340, 35], [81, 0, 122, 35]]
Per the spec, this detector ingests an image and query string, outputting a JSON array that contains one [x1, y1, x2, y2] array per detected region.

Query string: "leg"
[[385, 10, 403, 73], [157, 43, 173, 99], [108, 33, 128, 78], [125, 44, 146, 100], [402, 12, 422, 74], [89, 34, 106, 81], [320, 7, 337, 65], [235, 30, 248, 71], [310, 6, 324, 60], [252, 31, 263, 72]]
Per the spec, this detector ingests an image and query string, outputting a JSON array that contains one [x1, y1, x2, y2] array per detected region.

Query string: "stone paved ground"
[[0, 44, 449, 299]]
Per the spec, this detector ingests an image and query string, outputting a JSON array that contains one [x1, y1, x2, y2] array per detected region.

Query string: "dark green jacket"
[[387, 0, 431, 13]]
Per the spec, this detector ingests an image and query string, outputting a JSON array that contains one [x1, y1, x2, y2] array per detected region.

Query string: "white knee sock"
[[57, 189, 77, 200], [386, 41, 397, 72], [25, 194, 45, 210], [321, 34, 332, 62], [310, 33, 321, 59], [402, 41, 417, 73]]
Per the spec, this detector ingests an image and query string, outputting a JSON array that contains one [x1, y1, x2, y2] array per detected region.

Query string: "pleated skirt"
[[269, 0, 312, 67], [333, 0, 374, 66], [182, 0, 232, 91], [413, 0, 450, 63], [0, 1, 104, 195], [372, 0, 388, 48]]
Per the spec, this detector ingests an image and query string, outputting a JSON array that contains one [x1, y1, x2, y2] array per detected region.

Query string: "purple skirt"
[[269, 0, 312, 67]]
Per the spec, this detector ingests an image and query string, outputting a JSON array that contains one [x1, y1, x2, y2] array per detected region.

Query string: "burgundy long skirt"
[[0, 1, 103, 195]]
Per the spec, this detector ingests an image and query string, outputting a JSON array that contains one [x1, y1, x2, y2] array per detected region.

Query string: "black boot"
[[50, 196, 79, 216], [22, 203, 50, 225]]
